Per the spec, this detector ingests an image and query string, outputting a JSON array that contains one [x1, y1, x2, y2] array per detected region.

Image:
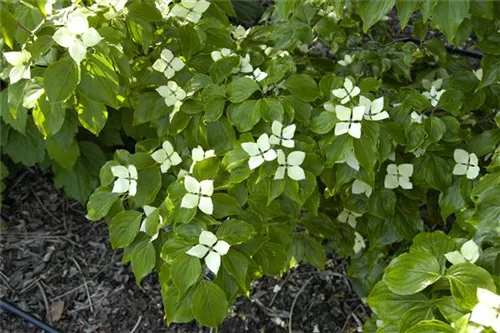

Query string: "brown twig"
[[288, 276, 314, 333], [36, 281, 52, 325], [130, 316, 143, 333], [30, 187, 63, 225], [70, 257, 94, 313]]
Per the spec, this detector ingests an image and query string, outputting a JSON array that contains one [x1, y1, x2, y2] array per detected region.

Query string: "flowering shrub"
[[2, 0, 500, 331]]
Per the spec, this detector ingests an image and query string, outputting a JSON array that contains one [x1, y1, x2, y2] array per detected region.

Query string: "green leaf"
[[227, 100, 260, 132], [423, 155, 452, 192], [323, 134, 354, 167], [424, 117, 446, 143], [257, 98, 284, 123], [477, 55, 500, 90], [203, 98, 225, 122], [192, 280, 229, 328], [47, 138, 80, 170], [133, 168, 162, 207], [431, 0, 470, 41], [172, 253, 201, 296], [86, 186, 120, 221], [409, 231, 455, 265], [446, 263, 496, 309], [437, 89, 464, 115], [469, 129, 500, 157], [354, 121, 379, 171], [368, 189, 396, 218], [284, 74, 318, 102], [109, 210, 142, 248], [310, 112, 336, 135], [302, 234, 326, 270], [3, 119, 45, 166], [222, 250, 249, 291], [439, 178, 471, 220], [253, 242, 287, 275], [179, 25, 204, 60], [217, 219, 254, 244], [78, 54, 119, 108], [0, 8, 17, 49], [130, 239, 156, 283], [358, 0, 396, 32], [383, 252, 442, 295], [209, 56, 240, 84], [396, 0, 422, 29], [76, 96, 108, 135], [126, 0, 162, 21], [33, 96, 65, 137], [435, 296, 468, 323], [212, 193, 243, 219], [126, 17, 153, 53], [405, 320, 454, 333], [468, 186, 500, 233], [44, 57, 79, 102], [226, 77, 259, 103], [131, 92, 168, 125]]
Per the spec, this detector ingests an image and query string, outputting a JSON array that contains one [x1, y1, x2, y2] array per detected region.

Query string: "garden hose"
[[0, 299, 60, 333]]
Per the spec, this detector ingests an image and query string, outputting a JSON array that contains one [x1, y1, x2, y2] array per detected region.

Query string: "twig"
[[70, 257, 94, 313], [269, 273, 293, 307], [36, 281, 52, 325], [340, 305, 362, 333], [30, 188, 63, 225], [130, 316, 142, 333], [288, 277, 314, 333]]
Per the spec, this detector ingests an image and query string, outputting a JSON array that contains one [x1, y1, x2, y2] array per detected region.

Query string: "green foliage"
[[1, 0, 500, 331]]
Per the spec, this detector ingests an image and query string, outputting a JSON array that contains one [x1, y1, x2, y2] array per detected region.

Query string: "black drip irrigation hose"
[[0, 299, 60, 333]]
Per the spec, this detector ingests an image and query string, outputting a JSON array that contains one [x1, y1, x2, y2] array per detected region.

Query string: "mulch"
[[0, 168, 368, 333]]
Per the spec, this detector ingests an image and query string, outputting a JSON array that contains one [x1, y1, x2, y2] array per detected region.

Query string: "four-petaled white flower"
[[52, 12, 102, 64], [3, 50, 31, 84], [140, 205, 162, 242], [170, 0, 210, 23], [189, 146, 216, 172], [186, 230, 230, 275], [155, 0, 172, 18], [181, 176, 214, 215], [352, 179, 372, 197], [334, 105, 365, 139], [156, 81, 186, 106], [470, 288, 500, 333], [151, 140, 182, 173], [237, 54, 253, 73], [232, 25, 249, 40], [241, 134, 277, 170], [422, 86, 445, 107], [353, 232, 366, 254], [269, 121, 295, 148], [453, 149, 480, 180], [94, 0, 128, 20], [245, 68, 268, 82], [152, 49, 185, 79], [384, 164, 413, 190], [275, 150, 306, 181], [332, 78, 360, 104], [445, 239, 480, 265], [410, 111, 427, 124], [359, 96, 389, 121], [337, 54, 353, 67], [111, 165, 138, 196], [338, 209, 361, 228], [211, 48, 235, 62]]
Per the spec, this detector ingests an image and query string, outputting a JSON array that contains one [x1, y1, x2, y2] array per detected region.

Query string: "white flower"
[[151, 140, 182, 173], [334, 105, 365, 139], [338, 209, 361, 228], [52, 12, 102, 64], [170, 0, 210, 23], [331, 78, 360, 104], [274, 150, 306, 181], [384, 164, 413, 190], [422, 86, 445, 107], [186, 230, 230, 275], [410, 111, 427, 124], [111, 165, 138, 196], [352, 179, 372, 197], [181, 176, 214, 215], [155, 0, 172, 18], [470, 288, 500, 333], [211, 48, 235, 62], [152, 49, 185, 79], [232, 25, 249, 40], [237, 54, 253, 73], [189, 146, 215, 172], [445, 239, 480, 265], [353, 232, 366, 253], [359, 96, 389, 121], [245, 68, 268, 82], [269, 121, 295, 148], [474, 68, 483, 81], [3, 50, 31, 84], [337, 54, 353, 67], [241, 134, 277, 170], [453, 149, 480, 180], [94, 0, 128, 20], [156, 81, 186, 106], [139, 205, 162, 242], [177, 169, 190, 179]]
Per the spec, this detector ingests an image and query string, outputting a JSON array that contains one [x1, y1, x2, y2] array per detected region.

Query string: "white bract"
[[94, 0, 128, 20], [275, 150, 306, 181], [111, 165, 138, 196], [186, 231, 230, 275], [352, 179, 372, 197], [52, 12, 102, 64], [359, 96, 389, 121], [3, 50, 31, 84], [152, 49, 185, 79], [189, 146, 216, 172], [155, 0, 172, 18], [334, 105, 365, 139], [453, 149, 480, 180], [410, 111, 427, 124], [337, 54, 353, 67], [241, 134, 277, 170], [353, 232, 366, 253], [269, 121, 296, 148], [139, 205, 162, 242], [343, 152, 360, 171], [181, 176, 214, 215], [470, 288, 500, 333], [332, 78, 360, 104], [232, 25, 250, 40], [211, 48, 235, 62], [245, 68, 268, 82], [384, 164, 413, 190], [237, 54, 253, 73], [474, 68, 483, 81], [170, 0, 210, 23], [338, 209, 361, 228], [422, 87, 445, 107], [156, 81, 186, 106], [151, 140, 182, 173], [445, 239, 480, 265]]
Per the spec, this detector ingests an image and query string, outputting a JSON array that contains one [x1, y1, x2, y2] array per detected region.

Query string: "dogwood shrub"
[[2, 0, 500, 331]]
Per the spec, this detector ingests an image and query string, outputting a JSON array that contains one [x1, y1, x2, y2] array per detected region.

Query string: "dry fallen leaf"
[[50, 301, 65, 322]]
